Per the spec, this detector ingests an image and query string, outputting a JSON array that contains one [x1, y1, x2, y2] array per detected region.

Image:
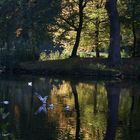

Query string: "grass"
[[18, 57, 140, 79]]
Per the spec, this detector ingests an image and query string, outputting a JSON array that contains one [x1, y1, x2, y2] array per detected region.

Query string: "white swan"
[[64, 105, 70, 111], [48, 104, 54, 109], [0, 101, 9, 105], [28, 82, 32, 86]]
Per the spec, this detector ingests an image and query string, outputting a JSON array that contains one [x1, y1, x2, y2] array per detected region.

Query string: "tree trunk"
[[95, 17, 100, 58], [71, 1, 84, 57], [106, 0, 121, 66], [132, 3, 136, 57], [71, 28, 82, 57], [132, 21, 136, 57]]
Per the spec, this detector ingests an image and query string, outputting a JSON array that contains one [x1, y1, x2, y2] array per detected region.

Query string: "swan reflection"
[[35, 104, 47, 115], [35, 92, 48, 104], [1, 112, 10, 119], [34, 92, 72, 115], [34, 93, 54, 115]]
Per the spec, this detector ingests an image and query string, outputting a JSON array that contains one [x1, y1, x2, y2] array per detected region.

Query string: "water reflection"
[[71, 81, 81, 140], [104, 83, 120, 140], [0, 77, 140, 140]]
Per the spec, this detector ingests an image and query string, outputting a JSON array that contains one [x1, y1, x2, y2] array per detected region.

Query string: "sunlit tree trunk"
[[106, 0, 121, 66], [94, 1, 101, 58]]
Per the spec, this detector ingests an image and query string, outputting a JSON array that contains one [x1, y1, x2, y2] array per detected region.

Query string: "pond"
[[0, 75, 140, 140]]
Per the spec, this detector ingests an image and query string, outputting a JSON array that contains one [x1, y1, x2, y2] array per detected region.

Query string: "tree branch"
[[60, 16, 78, 31]]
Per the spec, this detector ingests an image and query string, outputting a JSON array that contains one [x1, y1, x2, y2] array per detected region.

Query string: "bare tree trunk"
[[106, 0, 121, 66]]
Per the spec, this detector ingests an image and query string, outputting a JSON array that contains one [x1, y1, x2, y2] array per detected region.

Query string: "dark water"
[[0, 75, 140, 140]]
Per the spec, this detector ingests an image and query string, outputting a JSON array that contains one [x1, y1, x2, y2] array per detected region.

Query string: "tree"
[[126, 0, 140, 57], [0, 0, 61, 67], [106, 0, 121, 66], [119, 0, 140, 57], [70, 0, 88, 57], [81, 0, 109, 58], [53, 0, 89, 57], [91, 0, 107, 57], [53, 0, 110, 58]]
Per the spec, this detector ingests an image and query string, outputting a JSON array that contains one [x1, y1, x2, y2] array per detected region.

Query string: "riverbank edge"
[[17, 58, 140, 79]]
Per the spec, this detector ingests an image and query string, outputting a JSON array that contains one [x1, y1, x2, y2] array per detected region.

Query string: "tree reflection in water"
[[71, 81, 81, 140], [93, 83, 98, 115], [0, 77, 140, 140], [104, 82, 120, 140]]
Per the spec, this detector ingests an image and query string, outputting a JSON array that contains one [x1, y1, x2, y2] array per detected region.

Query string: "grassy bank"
[[19, 58, 140, 79]]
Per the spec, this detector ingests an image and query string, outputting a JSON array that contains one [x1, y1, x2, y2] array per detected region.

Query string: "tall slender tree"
[[70, 0, 88, 57], [93, 0, 106, 58], [54, 0, 89, 57]]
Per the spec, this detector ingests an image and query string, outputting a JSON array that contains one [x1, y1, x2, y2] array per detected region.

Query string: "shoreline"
[[15, 58, 140, 80]]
